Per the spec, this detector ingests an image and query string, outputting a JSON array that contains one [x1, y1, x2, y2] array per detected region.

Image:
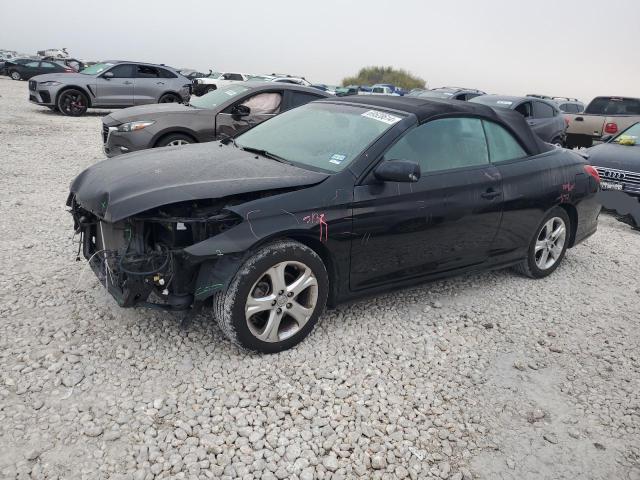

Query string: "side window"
[[240, 92, 283, 114], [533, 101, 555, 118], [136, 65, 160, 78], [384, 117, 489, 173], [289, 92, 324, 109], [515, 102, 532, 118], [559, 103, 570, 112], [25, 61, 40, 67], [40, 62, 57, 69], [158, 68, 177, 79], [465, 93, 481, 101], [108, 64, 135, 78], [224, 73, 244, 81], [482, 121, 527, 162]]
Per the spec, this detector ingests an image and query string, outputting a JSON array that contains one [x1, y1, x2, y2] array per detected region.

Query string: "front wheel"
[[57, 89, 88, 116], [513, 208, 570, 278], [213, 240, 329, 353], [10, 70, 21, 80]]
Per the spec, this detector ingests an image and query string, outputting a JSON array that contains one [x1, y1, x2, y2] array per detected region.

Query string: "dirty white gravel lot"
[[0, 76, 639, 480]]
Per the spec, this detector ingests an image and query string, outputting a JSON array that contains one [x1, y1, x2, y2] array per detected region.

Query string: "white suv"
[[192, 72, 250, 96]]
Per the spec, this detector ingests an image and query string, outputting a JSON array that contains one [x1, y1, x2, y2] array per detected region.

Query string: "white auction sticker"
[[496, 100, 513, 105], [361, 110, 402, 125]]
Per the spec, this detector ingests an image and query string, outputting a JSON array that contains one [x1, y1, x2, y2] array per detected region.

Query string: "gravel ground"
[[0, 76, 639, 480]]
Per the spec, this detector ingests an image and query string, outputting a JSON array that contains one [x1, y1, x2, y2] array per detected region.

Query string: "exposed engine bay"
[[69, 196, 244, 310]]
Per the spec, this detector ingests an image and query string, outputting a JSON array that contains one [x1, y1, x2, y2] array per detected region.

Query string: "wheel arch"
[[159, 90, 183, 102], [558, 203, 578, 247], [152, 129, 199, 147]]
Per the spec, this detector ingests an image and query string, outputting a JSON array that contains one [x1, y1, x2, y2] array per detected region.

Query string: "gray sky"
[[1, 0, 638, 102]]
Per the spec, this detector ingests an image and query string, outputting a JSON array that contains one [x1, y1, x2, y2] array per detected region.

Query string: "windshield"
[[247, 75, 272, 82], [236, 103, 404, 172], [418, 90, 455, 99], [189, 85, 250, 109], [612, 123, 640, 146], [80, 63, 114, 75]]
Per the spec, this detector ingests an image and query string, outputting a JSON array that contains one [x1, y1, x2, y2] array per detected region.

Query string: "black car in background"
[[5, 58, 73, 80], [68, 96, 601, 353], [588, 122, 640, 227]]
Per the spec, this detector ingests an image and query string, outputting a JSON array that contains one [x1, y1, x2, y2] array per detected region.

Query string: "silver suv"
[[28, 61, 191, 116]]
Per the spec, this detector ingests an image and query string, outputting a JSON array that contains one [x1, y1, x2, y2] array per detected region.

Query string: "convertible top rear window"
[[236, 103, 403, 172]]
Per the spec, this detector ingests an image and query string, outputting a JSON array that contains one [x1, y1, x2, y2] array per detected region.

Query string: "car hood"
[[31, 72, 90, 83], [70, 143, 329, 222], [103, 103, 199, 126], [586, 142, 640, 172]]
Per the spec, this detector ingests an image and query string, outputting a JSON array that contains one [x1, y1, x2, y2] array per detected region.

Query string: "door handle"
[[480, 189, 501, 200], [156, 82, 165, 85], [123, 81, 133, 85]]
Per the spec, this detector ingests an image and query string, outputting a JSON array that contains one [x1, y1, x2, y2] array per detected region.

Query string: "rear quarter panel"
[[491, 148, 596, 260]]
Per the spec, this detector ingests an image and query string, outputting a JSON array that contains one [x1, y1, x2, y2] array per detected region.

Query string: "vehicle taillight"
[[604, 122, 618, 134], [564, 117, 570, 127], [584, 165, 600, 183]]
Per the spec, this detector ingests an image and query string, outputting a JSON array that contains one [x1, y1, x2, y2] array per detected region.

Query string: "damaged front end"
[[69, 196, 242, 310]]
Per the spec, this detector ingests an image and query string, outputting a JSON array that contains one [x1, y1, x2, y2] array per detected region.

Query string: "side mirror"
[[102, 71, 114, 79], [374, 160, 421, 183], [231, 104, 251, 117]]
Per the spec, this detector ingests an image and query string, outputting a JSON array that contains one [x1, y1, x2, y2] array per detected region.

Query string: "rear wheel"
[[57, 89, 88, 116], [156, 133, 193, 148], [213, 240, 329, 353], [10, 70, 21, 80], [159, 93, 181, 103], [513, 208, 570, 278]]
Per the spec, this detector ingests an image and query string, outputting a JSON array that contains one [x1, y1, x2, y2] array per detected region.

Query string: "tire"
[[10, 70, 21, 81], [513, 207, 570, 279], [205, 85, 216, 94], [158, 93, 180, 103], [57, 89, 88, 116], [551, 137, 564, 147], [48, 106, 59, 112], [213, 239, 329, 353], [155, 133, 194, 148]]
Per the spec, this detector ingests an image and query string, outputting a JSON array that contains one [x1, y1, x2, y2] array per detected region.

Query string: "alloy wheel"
[[167, 139, 189, 146], [534, 217, 566, 270], [11, 71, 21, 80], [60, 91, 86, 115], [245, 261, 318, 342]]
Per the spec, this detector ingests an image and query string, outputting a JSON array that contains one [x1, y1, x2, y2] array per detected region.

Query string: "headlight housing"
[[39, 81, 62, 87], [117, 121, 156, 133]]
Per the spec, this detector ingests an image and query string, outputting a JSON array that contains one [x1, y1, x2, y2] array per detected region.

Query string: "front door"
[[95, 64, 135, 106], [350, 117, 503, 290]]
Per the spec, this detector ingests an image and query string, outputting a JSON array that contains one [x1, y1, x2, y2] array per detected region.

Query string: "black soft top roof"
[[325, 95, 553, 156]]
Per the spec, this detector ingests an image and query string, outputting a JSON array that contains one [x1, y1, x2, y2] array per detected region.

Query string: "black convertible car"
[[587, 122, 640, 227], [68, 96, 601, 352]]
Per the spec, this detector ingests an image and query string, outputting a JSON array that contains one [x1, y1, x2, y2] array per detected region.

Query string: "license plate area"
[[600, 181, 623, 191]]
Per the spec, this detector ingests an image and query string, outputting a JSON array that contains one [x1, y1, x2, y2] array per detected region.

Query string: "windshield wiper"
[[240, 146, 292, 165]]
